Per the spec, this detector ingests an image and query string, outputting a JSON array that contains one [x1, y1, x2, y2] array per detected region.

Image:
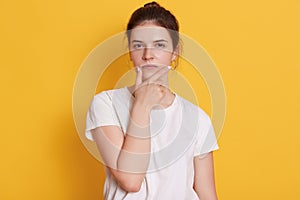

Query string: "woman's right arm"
[[91, 100, 151, 192], [91, 67, 170, 192]]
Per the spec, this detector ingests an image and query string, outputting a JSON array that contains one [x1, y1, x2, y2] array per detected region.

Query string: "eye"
[[132, 43, 144, 49], [154, 42, 167, 48]]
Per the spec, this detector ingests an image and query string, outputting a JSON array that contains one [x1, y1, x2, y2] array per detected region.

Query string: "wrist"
[[131, 101, 150, 124], [132, 101, 151, 116]]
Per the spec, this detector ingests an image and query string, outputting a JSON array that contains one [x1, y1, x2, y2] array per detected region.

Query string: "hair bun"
[[144, 1, 160, 8]]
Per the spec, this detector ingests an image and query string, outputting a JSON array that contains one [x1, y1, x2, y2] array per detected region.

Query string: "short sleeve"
[[194, 111, 219, 156], [85, 91, 120, 141]]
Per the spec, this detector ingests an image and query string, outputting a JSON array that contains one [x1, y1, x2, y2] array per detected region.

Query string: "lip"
[[141, 64, 159, 69]]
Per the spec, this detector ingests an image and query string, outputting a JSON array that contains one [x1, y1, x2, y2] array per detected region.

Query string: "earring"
[[170, 59, 178, 70]]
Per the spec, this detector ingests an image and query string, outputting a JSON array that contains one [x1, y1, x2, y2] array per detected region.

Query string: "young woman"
[[85, 2, 219, 199]]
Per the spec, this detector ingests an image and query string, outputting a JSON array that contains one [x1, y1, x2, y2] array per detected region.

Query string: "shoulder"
[[91, 87, 132, 111], [176, 94, 212, 124], [94, 87, 128, 101]]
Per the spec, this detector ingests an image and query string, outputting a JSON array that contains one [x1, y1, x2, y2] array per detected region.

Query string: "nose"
[[142, 47, 154, 61]]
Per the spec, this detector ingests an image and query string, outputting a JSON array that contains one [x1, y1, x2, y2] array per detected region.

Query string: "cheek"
[[130, 51, 142, 63], [155, 52, 173, 62]]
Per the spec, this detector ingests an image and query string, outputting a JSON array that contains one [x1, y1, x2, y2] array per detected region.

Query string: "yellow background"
[[1, 0, 299, 199]]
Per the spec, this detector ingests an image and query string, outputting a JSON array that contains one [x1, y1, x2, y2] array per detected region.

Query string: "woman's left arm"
[[193, 152, 218, 200]]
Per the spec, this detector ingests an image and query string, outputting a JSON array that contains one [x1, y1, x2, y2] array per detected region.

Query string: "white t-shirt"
[[86, 87, 219, 200]]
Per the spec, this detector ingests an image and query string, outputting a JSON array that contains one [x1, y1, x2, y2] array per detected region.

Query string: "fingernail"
[[136, 67, 140, 72], [167, 66, 171, 70]]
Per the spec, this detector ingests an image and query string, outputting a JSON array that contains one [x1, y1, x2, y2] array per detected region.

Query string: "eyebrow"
[[131, 39, 168, 43]]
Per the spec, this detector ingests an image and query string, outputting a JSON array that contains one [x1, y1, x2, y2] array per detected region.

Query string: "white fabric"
[[85, 87, 219, 200]]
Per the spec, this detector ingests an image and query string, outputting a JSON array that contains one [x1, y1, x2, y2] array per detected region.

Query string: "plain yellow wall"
[[1, 0, 300, 199]]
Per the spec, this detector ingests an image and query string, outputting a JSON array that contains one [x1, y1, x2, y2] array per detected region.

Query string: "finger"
[[135, 67, 142, 87], [138, 80, 167, 91], [146, 66, 171, 83], [143, 67, 171, 89]]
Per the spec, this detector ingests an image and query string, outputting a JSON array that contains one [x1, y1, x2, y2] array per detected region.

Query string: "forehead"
[[130, 25, 172, 42]]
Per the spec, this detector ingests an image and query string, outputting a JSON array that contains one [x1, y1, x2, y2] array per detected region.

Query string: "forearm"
[[193, 153, 218, 200], [113, 102, 151, 192]]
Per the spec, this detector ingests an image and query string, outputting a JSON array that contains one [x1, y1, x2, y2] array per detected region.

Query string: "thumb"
[[135, 66, 143, 87]]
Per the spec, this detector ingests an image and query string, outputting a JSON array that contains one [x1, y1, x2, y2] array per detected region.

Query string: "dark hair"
[[126, 2, 179, 50]]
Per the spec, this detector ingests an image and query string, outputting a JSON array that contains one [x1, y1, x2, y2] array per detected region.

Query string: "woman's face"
[[129, 22, 177, 76]]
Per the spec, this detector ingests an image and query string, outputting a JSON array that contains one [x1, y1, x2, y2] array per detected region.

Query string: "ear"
[[171, 45, 179, 61]]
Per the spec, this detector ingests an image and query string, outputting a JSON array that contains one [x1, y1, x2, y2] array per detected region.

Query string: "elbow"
[[109, 167, 145, 193], [120, 181, 142, 193], [127, 184, 142, 193]]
